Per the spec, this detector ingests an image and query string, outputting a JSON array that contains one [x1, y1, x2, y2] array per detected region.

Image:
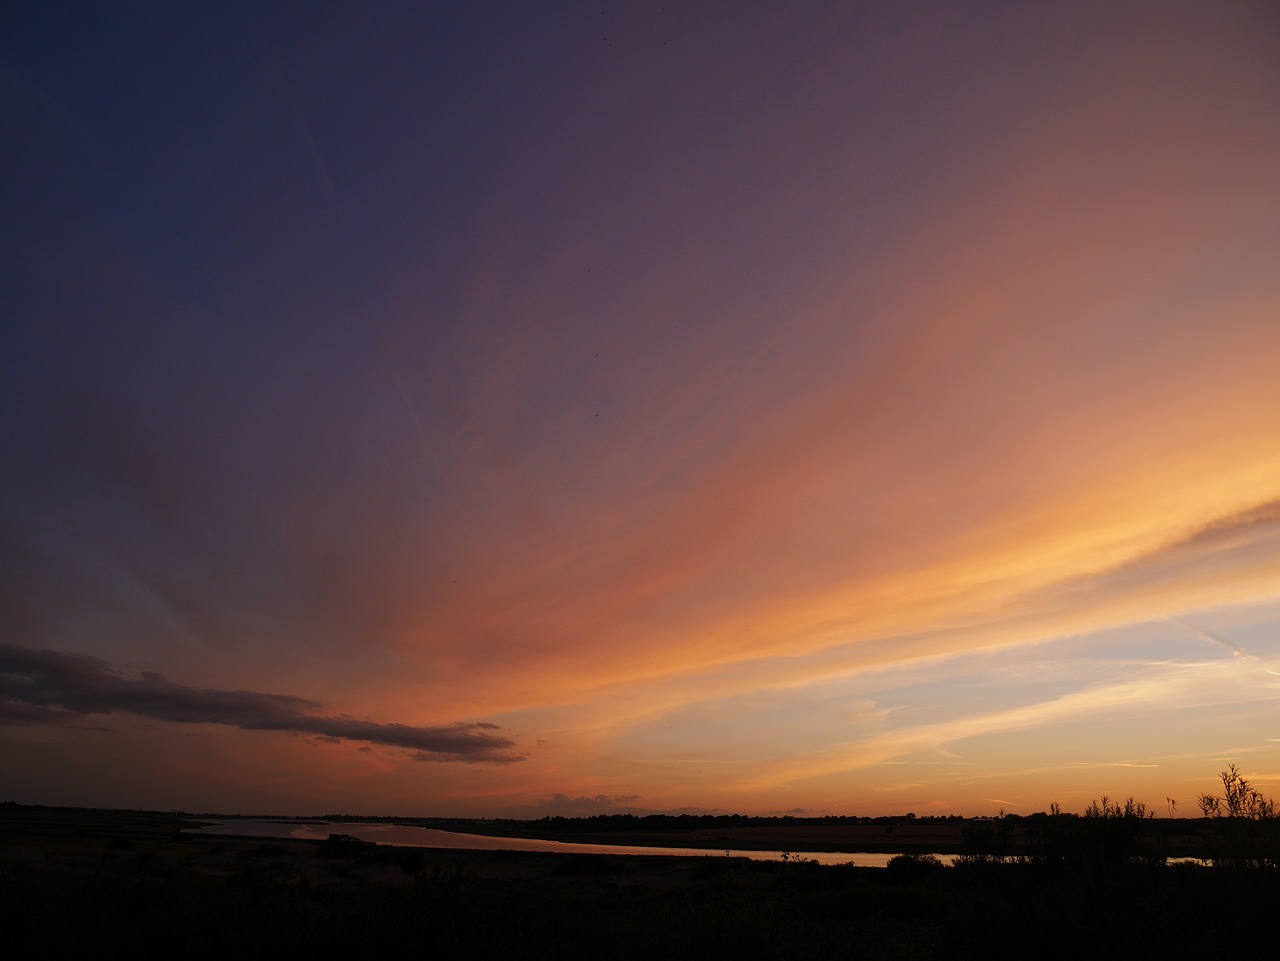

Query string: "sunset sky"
[[3, 1, 1279, 819]]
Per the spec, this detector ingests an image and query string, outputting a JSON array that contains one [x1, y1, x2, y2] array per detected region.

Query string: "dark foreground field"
[[3, 805, 1275, 960]]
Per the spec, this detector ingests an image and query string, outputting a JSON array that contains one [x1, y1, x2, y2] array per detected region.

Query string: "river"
[[184, 818, 953, 867]]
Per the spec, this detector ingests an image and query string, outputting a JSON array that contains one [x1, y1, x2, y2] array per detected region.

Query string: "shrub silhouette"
[[1198, 764, 1276, 819], [1197, 765, 1279, 868], [316, 833, 376, 859], [885, 853, 945, 883]]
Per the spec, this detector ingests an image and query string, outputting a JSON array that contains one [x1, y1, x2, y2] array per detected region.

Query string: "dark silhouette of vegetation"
[[1072, 794, 1160, 866], [1197, 764, 1276, 819], [1196, 765, 1279, 868], [885, 852, 945, 882], [4, 771, 1279, 959], [316, 832, 377, 858], [964, 779, 1262, 870], [17, 814, 1267, 961]]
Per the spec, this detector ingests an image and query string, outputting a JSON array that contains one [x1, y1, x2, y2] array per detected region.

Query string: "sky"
[[2, 0, 1279, 819]]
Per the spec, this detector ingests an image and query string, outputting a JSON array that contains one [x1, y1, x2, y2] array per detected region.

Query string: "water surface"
[[186, 818, 951, 867]]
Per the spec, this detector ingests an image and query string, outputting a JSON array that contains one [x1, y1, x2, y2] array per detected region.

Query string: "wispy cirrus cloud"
[[1024, 499, 1280, 612], [0, 644, 523, 764]]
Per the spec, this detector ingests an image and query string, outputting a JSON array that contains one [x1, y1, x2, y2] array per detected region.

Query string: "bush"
[[886, 853, 945, 882]]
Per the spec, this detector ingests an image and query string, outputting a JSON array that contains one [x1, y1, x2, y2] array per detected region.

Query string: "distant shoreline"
[[5, 802, 1274, 959], [2, 801, 1220, 857], [172, 806, 1218, 858]]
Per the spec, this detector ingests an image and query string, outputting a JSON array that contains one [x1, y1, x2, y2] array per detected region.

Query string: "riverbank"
[[438, 817, 978, 854], [430, 811, 1220, 859], [5, 804, 1273, 959]]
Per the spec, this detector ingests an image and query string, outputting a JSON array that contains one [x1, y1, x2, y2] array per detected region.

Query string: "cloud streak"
[[1170, 619, 1280, 679], [0, 645, 523, 764]]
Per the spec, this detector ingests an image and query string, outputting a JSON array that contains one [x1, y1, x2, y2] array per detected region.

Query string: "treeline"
[[960, 766, 1279, 868], [506, 811, 955, 832], [6, 812, 1278, 960]]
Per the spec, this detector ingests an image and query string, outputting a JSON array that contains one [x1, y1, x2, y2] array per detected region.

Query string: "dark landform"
[[420, 808, 1217, 856], [4, 797, 1277, 959]]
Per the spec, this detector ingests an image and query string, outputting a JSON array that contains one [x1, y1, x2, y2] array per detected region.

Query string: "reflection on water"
[[184, 819, 952, 867]]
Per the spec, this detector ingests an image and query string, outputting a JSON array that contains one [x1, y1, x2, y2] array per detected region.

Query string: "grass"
[[3, 804, 1277, 959]]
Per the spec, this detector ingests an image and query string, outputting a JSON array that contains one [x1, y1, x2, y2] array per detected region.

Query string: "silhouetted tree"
[[1197, 765, 1278, 868], [1197, 765, 1276, 819]]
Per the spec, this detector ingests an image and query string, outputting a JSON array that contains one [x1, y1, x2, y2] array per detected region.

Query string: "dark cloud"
[[0, 644, 523, 764]]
